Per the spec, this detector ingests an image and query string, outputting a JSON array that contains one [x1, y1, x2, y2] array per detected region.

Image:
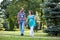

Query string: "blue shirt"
[[28, 15, 36, 27]]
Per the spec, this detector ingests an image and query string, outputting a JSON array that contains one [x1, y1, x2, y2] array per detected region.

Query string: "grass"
[[0, 35, 60, 40], [0, 29, 60, 40], [0, 30, 48, 37]]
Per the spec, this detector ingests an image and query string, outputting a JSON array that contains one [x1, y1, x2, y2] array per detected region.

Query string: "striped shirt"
[[17, 12, 25, 22]]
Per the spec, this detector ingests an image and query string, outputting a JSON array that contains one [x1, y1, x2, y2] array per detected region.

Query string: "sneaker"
[[21, 34, 24, 36]]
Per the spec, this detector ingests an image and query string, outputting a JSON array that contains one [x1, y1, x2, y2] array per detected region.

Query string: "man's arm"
[[17, 13, 20, 24]]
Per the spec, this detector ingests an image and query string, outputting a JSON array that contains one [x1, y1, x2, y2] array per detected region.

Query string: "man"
[[17, 8, 26, 36]]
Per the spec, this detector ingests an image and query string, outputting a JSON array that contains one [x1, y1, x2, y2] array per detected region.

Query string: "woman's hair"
[[29, 10, 33, 15]]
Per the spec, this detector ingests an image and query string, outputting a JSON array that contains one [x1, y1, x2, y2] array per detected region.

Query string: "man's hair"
[[19, 7, 24, 12], [20, 7, 24, 10]]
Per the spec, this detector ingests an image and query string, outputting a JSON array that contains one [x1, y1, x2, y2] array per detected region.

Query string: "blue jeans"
[[19, 21, 25, 34]]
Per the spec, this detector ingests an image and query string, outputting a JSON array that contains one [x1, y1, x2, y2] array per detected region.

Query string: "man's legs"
[[19, 22, 22, 35], [21, 21, 25, 35], [19, 21, 24, 36]]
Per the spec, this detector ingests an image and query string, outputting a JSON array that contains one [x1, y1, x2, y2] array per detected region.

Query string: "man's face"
[[21, 8, 24, 12]]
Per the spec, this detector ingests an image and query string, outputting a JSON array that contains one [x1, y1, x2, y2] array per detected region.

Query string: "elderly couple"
[[17, 8, 36, 37]]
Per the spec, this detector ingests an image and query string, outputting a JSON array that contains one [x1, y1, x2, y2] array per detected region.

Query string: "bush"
[[44, 26, 60, 36], [8, 18, 14, 31]]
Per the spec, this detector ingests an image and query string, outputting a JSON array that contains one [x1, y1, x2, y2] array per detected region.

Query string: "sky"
[[0, 0, 3, 3]]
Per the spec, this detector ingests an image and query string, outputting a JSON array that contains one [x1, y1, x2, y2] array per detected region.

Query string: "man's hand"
[[18, 21, 20, 24]]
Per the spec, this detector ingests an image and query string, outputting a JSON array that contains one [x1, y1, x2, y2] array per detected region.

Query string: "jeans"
[[19, 21, 25, 34]]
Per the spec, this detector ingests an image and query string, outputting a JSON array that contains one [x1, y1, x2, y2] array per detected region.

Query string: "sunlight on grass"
[[0, 30, 47, 37], [0, 30, 60, 40], [0, 36, 60, 40]]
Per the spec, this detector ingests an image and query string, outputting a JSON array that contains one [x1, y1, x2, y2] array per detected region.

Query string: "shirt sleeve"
[[23, 12, 26, 16]]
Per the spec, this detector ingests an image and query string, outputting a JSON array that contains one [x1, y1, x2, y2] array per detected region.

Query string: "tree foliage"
[[5, 0, 41, 30]]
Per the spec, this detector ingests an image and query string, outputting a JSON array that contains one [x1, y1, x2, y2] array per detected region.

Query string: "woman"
[[27, 10, 36, 37]]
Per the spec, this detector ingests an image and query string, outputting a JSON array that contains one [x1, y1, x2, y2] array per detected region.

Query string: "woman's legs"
[[30, 26, 34, 37]]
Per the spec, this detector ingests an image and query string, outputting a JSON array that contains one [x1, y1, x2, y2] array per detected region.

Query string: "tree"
[[44, 0, 60, 36], [5, 0, 41, 30]]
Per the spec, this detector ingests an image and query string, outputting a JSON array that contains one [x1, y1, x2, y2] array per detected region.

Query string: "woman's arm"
[[34, 15, 37, 20], [26, 16, 29, 24]]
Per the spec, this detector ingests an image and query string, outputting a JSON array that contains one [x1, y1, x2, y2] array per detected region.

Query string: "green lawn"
[[0, 29, 60, 40], [0, 36, 60, 40], [0, 30, 48, 37]]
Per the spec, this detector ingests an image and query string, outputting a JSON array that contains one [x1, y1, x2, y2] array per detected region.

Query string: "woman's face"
[[29, 11, 32, 15]]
